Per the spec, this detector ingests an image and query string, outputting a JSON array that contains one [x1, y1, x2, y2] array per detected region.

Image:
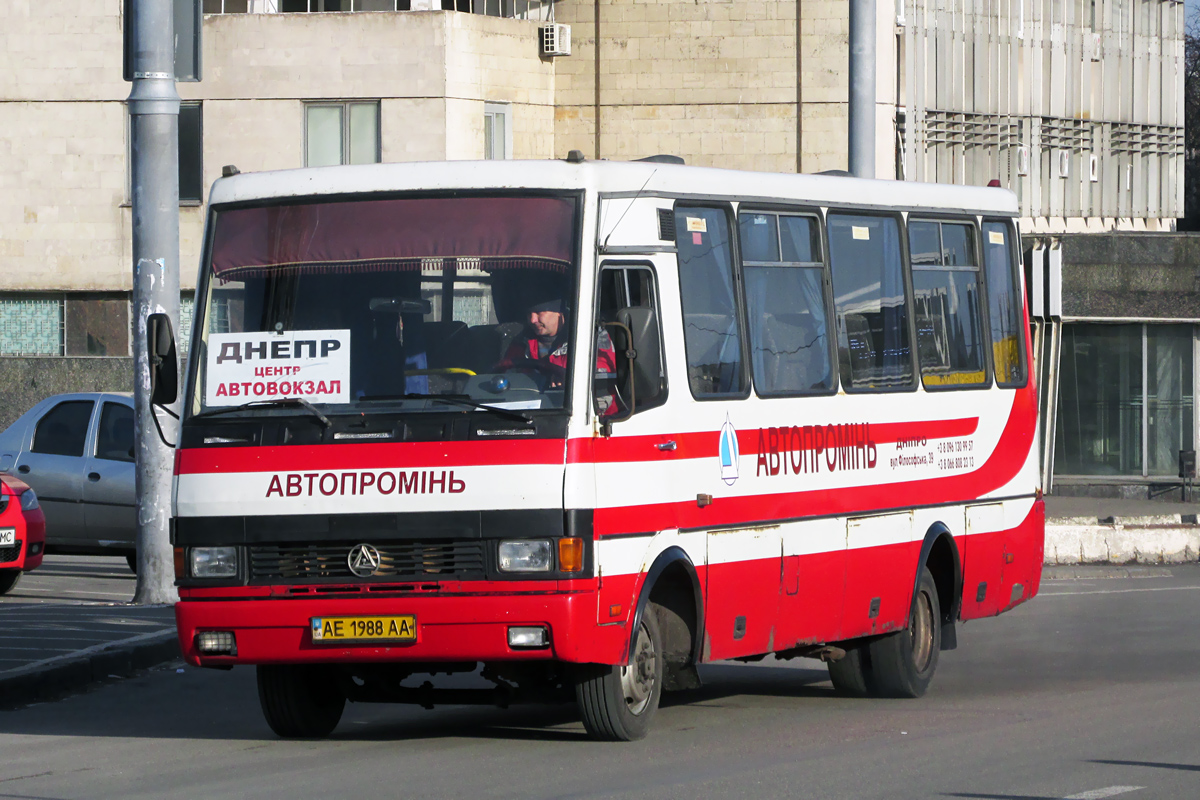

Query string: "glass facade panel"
[[1147, 325, 1194, 476], [1055, 323, 1143, 475], [0, 296, 63, 356]]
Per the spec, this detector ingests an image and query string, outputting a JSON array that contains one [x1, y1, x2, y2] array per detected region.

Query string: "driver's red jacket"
[[497, 331, 619, 413]]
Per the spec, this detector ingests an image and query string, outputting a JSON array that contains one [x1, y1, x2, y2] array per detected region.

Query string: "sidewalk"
[[0, 556, 179, 709], [1044, 495, 1200, 565]]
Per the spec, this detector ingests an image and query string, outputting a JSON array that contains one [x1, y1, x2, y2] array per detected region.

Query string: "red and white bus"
[[167, 155, 1043, 741]]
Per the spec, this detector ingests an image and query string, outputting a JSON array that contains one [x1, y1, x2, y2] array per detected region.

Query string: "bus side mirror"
[[147, 313, 178, 406]]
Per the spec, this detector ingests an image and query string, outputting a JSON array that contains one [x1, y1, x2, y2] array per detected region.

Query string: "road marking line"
[[1063, 786, 1143, 799], [1041, 585, 1200, 597]]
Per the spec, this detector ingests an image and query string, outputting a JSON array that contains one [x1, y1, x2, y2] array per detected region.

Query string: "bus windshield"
[[189, 194, 579, 417]]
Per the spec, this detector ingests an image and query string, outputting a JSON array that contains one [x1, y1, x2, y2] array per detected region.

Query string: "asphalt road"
[[2, 566, 1200, 799]]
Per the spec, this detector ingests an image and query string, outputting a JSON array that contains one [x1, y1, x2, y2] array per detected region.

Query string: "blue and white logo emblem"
[[719, 415, 740, 485]]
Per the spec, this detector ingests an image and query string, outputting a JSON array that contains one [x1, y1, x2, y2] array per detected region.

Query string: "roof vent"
[[657, 209, 676, 242], [221, 165, 240, 178], [566, 150, 586, 164], [636, 155, 685, 165]]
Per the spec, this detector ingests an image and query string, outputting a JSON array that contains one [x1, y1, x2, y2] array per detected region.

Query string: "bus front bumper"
[[175, 590, 627, 668]]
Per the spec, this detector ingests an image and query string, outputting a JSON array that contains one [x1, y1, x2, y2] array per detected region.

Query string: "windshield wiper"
[[191, 397, 332, 429], [397, 393, 532, 423]]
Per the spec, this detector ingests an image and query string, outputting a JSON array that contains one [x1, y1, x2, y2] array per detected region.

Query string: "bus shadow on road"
[[0, 662, 838, 744]]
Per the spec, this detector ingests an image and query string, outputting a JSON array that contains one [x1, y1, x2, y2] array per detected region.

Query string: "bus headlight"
[[190, 547, 238, 578], [498, 540, 552, 573]]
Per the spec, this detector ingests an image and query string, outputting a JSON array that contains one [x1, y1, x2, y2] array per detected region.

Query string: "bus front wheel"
[[867, 566, 941, 698], [257, 664, 346, 739], [575, 606, 663, 741]]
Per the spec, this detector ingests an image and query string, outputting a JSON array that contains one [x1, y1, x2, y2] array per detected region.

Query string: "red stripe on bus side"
[[593, 386, 1035, 535], [566, 417, 980, 464], [176, 439, 568, 475]]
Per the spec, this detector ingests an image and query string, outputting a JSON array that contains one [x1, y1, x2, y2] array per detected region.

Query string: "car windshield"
[[187, 194, 579, 418]]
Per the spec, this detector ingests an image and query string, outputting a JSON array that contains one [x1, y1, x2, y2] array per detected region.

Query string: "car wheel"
[[866, 566, 941, 698], [256, 664, 346, 739], [0, 570, 21, 595], [575, 605, 664, 741]]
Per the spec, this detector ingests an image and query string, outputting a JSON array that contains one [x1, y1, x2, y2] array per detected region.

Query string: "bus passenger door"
[[704, 527, 782, 661]]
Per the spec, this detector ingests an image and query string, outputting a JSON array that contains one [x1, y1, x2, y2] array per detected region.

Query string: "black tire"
[[827, 642, 872, 697], [0, 570, 21, 596], [126, 554, 137, 574], [867, 566, 941, 698], [256, 664, 346, 739], [575, 605, 664, 741]]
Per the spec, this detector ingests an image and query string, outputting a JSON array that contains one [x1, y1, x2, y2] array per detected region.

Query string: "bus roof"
[[207, 159, 1020, 218]]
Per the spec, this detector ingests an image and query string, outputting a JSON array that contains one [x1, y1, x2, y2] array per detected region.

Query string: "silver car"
[[0, 393, 137, 568]]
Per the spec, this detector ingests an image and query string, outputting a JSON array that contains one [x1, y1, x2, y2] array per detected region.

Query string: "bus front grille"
[[248, 541, 487, 583]]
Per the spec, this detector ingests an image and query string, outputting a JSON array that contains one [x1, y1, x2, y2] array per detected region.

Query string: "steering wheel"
[[506, 358, 567, 387]]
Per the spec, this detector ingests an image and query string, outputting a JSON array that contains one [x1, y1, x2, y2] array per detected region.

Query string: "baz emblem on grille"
[[347, 544, 382, 578]]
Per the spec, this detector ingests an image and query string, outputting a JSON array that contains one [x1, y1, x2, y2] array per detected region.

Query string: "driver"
[[497, 297, 618, 407]]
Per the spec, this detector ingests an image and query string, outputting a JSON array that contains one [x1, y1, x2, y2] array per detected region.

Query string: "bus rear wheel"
[[827, 643, 872, 697], [575, 606, 663, 741], [257, 664, 346, 738], [867, 566, 941, 698]]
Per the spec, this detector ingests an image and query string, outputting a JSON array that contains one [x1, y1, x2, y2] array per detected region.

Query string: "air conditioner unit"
[[541, 24, 571, 57], [1016, 146, 1030, 177], [1089, 154, 1099, 183], [1091, 32, 1101, 61], [1057, 150, 1070, 179]]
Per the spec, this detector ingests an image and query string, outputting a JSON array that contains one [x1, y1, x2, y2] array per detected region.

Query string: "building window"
[[305, 102, 380, 167], [179, 102, 204, 203], [202, 0, 249, 12], [0, 296, 64, 356], [1055, 323, 1195, 478], [484, 103, 511, 160], [281, 0, 405, 9], [442, 0, 553, 18]]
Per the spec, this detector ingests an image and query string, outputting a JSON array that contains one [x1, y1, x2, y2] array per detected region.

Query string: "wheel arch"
[[625, 545, 704, 668], [914, 522, 962, 651]]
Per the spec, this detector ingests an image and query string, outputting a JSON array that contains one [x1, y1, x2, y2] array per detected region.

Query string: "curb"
[[1045, 518, 1200, 565], [0, 629, 180, 710]]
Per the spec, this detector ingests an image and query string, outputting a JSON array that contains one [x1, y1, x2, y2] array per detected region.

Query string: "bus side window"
[[827, 213, 914, 391], [596, 265, 666, 415], [982, 220, 1028, 386], [909, 220, 989, 389], [674, 206, 748, 398], [737, 211, 834, 395]]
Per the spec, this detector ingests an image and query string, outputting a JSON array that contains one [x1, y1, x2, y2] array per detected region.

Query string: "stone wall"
[[0, 358, 134, 433], [1058, 233, 1200, 320]]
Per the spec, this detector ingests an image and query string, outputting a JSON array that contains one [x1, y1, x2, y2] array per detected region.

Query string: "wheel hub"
[[620, 620, 657, 715]]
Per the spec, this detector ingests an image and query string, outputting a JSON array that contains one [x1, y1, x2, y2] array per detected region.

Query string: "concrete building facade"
[[0, 0, 1193, 498]]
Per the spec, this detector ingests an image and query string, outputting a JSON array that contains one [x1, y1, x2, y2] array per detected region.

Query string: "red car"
[[0, 474, 45, 595]]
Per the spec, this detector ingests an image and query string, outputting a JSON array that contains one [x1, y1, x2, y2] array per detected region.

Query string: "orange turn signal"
[[558, 537, 583, 573], [173, 547, 185, 580]]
